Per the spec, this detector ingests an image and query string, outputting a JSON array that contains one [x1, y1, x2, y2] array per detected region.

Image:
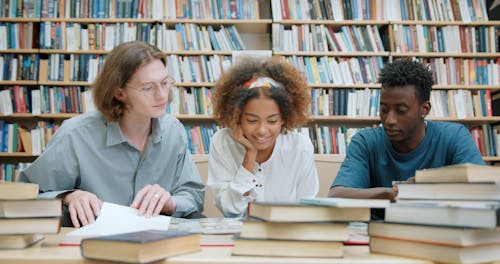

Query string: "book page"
[[59, 202, 171, 245]]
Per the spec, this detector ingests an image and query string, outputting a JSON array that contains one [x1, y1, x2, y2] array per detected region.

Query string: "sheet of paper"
[[59, 202, 170, 245]]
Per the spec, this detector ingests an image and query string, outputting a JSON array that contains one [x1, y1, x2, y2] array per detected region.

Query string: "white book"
[[301, 197, 390, 208], [10, 58, 17, 81], [80, 28, 89, 50], [30, 128, 42, 155], [0, 56, 4, 80], [81, 90, 95, 113], [87, 58, 98, 83], [0, 90, 13, 115], [31, 89, 41, 116], [104, 25, 115, 51], [65, 24, 76, 51], [0, 25, 7, 50]]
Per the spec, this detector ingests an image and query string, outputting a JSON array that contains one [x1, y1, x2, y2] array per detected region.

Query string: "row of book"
[[286, 56, 385, 85], [1, 85, 495, 119], [0, 163, 29, 182], [0, 0, 262, 19], [0, 86, 94, 115], [0, 54, 102, 83], [272, 24, 386, 53], [311, 88, 496, 119], [0, 182, 61, 249], [392, 24, 498, 53], [370, 164, 500, 263], [285, 56, 500, 86], [422, 57, 500, 86], [271, 0, 490, 22], [35, 22, 246, 52], [0, 120, 59, 155]]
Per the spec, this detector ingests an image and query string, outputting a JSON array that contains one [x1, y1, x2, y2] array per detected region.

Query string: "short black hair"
[[378, 59, 434, 103]]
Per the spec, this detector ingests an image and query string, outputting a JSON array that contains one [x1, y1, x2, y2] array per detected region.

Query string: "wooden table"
[[0, 229, 433, 264]]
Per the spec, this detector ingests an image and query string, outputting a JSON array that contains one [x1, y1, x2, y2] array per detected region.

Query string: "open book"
[[59, 202, 171, 246]]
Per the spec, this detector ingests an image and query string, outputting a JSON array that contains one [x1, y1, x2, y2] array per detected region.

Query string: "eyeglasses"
[[128, 77, 175, 97]]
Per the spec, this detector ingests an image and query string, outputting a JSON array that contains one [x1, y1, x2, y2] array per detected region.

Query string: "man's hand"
[[130, 184, 176, 217], [392, 177, 416, 199], [62, 190, 102, 228]]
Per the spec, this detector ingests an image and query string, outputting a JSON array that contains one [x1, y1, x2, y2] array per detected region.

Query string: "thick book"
[[397, 182, 500, 200], [369, 222, 500, 247], [248, 202, 370, 222], [232, 237, 343, 258], [0, 199, 61, 218], [370, 236, 500, 264], [81, 230, 201, 263], [415, 163, 500, 183], [385, 203, 499, 228], [240, 217, 349, 241], [300, 197, 390, 208], [0, 218, 61, 234], [0, 181, 38, 200], [0, 234, 44, 249]]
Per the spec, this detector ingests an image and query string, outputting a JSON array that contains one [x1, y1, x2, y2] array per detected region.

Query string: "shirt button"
[[252, 179, 256, 183], [255, 184, 259, 187], [258, 168, 262, 172], [259, 184, 263, 187]]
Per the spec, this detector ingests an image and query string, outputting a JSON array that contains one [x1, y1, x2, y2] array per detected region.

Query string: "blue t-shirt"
[[332, 121, 484, 189]]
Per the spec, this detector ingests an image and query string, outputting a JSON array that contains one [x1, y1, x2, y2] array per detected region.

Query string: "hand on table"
[[130, 184, 176, 217]]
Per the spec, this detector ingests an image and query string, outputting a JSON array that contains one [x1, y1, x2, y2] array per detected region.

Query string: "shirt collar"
[[105, 117, 164, 146]]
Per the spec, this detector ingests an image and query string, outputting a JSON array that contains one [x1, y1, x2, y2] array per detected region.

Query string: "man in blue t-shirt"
[[329, 60, 484, 218]]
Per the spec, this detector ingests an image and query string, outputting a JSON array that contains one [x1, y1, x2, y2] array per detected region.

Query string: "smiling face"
[[240, 95, 284, 157], [379, 85, 430, 153], [115, 59, 171, 119]]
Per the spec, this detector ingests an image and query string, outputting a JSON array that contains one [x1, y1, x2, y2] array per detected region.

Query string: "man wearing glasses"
[[19, 41, 205, 227]]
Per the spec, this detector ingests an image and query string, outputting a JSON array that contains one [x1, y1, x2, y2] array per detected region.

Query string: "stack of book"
[[233, 198, 389, 258], [369, 163, 500, 263], [0, 181, 61, 249]]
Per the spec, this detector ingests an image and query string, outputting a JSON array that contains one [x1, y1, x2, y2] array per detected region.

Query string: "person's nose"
[[384, 111, 397, 125]]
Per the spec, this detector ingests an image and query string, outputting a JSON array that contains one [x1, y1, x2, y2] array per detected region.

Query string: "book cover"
[[0, 234, 44, 249], [240, 217, 349, 241], [0, 198, 61, 218], [385, 202, 499, 228], [81, 230, 200, 263], [300, 197, 390, 208], [232, 236, 343, 258], [248, 201, 370, 222], [369, 221, 500, 247], [0, 181, 38, 200], [415, 163, 500, 183]]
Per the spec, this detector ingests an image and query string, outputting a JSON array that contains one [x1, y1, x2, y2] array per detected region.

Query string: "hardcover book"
[[0, 181, 38, 200], [81, 230, 200, 263], [0, 234, 44, 249], [415, 163, 500, 183], [232, 236, 343, 258], [248, 201, 370, 222], [0, 199, 61, 218], [240, 217, 349, 241]]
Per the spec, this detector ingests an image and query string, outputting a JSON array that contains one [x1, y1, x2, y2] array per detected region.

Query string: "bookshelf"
[[269, 0, 500, 160], [0, 0, 499, 181]]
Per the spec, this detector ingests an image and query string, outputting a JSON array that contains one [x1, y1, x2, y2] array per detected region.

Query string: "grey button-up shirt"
[[19, 111, 204, 217]]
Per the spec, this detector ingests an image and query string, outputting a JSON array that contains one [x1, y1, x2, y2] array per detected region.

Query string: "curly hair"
[[92, 41, 170, 122], [212, 57, 311, 131], [378, 59, 434, 103]]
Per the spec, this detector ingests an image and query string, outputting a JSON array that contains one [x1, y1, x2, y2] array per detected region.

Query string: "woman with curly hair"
[[207, 57, 319, 217]]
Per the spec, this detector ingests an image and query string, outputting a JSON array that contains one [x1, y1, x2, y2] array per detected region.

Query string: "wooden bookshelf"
[[0, 0, 499, 179]]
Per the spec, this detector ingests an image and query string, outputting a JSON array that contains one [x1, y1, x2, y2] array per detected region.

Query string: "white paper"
[[59, 202, 170, 245]]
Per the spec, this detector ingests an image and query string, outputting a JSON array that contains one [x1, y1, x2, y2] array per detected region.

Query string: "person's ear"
[[421, 100, 431, 119], [114, 87, 126, 101]]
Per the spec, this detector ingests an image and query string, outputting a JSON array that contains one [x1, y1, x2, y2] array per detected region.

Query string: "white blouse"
[[207, 128, 319, 217]]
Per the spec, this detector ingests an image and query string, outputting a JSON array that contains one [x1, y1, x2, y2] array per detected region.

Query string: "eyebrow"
[[139, 76, 171, 86], [243, 113, 281, 118]]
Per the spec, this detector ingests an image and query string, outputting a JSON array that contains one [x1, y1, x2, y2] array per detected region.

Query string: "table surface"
[[0, 228, 435, 264]]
